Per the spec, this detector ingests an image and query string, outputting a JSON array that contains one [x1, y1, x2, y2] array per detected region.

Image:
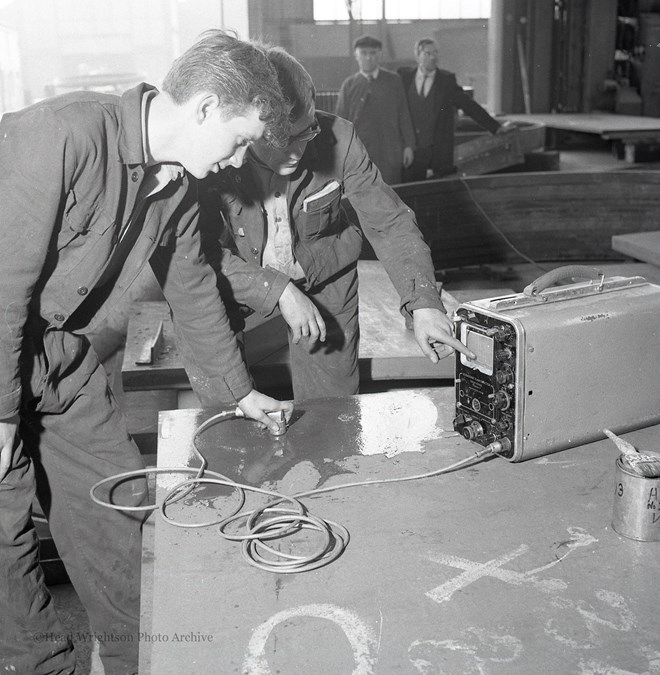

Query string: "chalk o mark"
[[577, 590, 635, 633], [409, 638, 478, 674], [579, 658, 638, 675], [243, 603, 378, 675], [640, 646, 660, 673], [409, 629, 523, 673], [545, 589, 636, 649], [545, 616, 594, 650]]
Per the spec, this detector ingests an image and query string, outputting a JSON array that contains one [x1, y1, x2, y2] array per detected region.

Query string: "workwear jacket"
[[398, 67, 501, 176], [335, 69, 415, 184], [199, 112, 444, 323], [0, 84, 252, 417]]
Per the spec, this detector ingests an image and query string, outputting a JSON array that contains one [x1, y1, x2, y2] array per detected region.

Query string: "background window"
[[313, 0, 491, 22]]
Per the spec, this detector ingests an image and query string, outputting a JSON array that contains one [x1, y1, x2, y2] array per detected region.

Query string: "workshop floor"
[[47, 140, 660, 674]]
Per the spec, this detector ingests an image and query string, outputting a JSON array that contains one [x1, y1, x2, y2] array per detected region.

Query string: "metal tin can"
[[612, 457, 660, 541]]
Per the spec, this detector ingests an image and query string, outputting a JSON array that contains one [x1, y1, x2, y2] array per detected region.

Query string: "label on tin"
[[648, 486, 659, 520]]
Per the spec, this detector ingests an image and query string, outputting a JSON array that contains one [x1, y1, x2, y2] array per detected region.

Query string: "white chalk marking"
[[545, 589, 636, 649], [579, 659, 638, 675], [426, 545, 566, 604], [544, 616, 594, 650], [535, 457, 579, 468], [243, 603, 378, 675], [469, 628, 524, 663], [641, 646, 660, 674], [409, 629, 523, 673], [427, 527, 598, 604], [528, 526, 598, 575], [577, 590, 635, 633], [409, 638, 478, 674]]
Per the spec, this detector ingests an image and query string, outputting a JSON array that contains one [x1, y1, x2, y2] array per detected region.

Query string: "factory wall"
[[290, 20, 490, 104], [4, 0, 491, 109], [248, 0, 492, 105]]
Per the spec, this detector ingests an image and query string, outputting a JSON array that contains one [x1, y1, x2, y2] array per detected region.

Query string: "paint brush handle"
[[604, 428, 660, 478], [603, 428, 637, 457]]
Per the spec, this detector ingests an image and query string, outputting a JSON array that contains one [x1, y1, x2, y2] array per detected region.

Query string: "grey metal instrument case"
[[453, 265, 660, 462]]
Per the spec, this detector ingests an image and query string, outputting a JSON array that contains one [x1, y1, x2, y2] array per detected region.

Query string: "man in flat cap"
[[336, 34, 415, 184]]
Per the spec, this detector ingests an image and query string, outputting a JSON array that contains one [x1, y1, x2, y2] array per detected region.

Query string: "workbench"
[[502, 112, 660, 142], [612, 230, 660, 267], [121, 261, 513, 395], [139, 387, 660, 673], [502, 112, 660, 162]]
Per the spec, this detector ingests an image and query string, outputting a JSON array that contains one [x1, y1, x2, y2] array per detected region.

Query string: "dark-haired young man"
[[0, 30, 292, 674], [200, 47, 474, 403]]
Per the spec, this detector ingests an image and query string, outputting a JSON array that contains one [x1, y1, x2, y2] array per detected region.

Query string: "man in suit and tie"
[[398, 37, 512, 181]]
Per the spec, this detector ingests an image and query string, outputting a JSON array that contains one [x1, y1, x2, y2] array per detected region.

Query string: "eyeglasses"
[[288, 119, 321, 145]]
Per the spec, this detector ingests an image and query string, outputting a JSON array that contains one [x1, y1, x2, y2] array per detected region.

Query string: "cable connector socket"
[[486, 438, 513, 457]]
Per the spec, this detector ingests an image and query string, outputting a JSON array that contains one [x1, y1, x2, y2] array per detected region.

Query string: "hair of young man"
[[162, 29, 290, 147], [265, 46, 315, 123], [415, 38, 436, 56]]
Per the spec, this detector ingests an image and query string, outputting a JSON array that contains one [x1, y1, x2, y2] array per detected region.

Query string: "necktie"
[[421, 74, 430, 98]]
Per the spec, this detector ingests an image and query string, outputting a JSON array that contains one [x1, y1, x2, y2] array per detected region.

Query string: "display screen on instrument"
[[460, 326, 494, 375]]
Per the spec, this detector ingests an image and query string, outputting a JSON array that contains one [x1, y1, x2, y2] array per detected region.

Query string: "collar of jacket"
[[287, 111, 337, 177], [222, 111, 338, 198], [117, 82, 159, 167]]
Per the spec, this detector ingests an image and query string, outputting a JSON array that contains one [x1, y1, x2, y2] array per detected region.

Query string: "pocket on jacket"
[[298, 190, 342, 240], [58, 189, 113, 250], [29, 329, 96, 414]]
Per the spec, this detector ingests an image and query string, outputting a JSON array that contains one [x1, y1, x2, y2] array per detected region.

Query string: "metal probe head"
[[267, 410, 287, 436]]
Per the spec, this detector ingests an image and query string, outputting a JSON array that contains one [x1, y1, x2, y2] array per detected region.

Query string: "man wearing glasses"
[[200, 46, 473, 400]]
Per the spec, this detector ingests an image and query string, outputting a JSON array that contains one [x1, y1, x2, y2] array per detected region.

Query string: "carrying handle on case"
[[523, 265, 604, 297]]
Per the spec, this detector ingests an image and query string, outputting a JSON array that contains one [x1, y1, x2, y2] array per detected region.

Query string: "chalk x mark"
[[427, 545, 565, 604], [426, 528, 597, 604]]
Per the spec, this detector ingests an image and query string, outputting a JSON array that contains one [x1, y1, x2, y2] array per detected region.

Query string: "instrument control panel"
[[453, 308, 517, 457]]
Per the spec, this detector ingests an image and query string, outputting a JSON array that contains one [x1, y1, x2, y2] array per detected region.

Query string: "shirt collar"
[[416, 67, 436, 81], [247, 149, 284, 194], [138, 87, 184, 182], [157, 163, 185, 183], [247, 146, 272, 172], [140, 91, 152, 162], [117, 82, 158, 166], [360, 68, 379, 80]]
